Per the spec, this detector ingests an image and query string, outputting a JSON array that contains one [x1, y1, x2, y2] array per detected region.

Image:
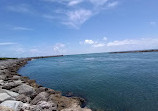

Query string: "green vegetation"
[[0, 58, 17, 60]]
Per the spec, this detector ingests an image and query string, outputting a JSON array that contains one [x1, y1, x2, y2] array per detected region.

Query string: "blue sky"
[[0, 0, 158, 57]]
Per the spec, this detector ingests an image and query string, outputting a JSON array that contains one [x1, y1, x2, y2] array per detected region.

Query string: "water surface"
[[18, 52, 158, 111]]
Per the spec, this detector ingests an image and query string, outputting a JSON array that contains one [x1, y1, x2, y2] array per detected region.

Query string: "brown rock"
[[0, 106, 13, 111], [16, 94, 31, 103]]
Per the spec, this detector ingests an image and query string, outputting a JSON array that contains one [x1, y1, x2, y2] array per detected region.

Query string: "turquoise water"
[[18, 52, 158, 111]]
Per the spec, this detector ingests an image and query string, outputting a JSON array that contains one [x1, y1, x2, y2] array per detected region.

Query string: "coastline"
[[110, 49, 158, 54], [0, 58, 92, 111]]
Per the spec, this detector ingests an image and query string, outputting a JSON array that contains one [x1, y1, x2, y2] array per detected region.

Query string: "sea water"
[[18, 52, 158, 111]]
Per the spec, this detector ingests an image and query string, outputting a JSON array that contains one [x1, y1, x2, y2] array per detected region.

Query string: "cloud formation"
[[68, 0, 83, 6], [0, 42, 17, 46], [64, 9, 92, 28], [6, 0, 119, 28], [84, 39, 95, 44], [83, 38, 106, 47], [107, 1, 119, 8], [81, 37, 158, 50], [107, 39, 136, 46], [42, 0, 119, 28]]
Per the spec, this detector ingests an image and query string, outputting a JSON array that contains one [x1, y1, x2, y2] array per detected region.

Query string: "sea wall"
[[0, 58, 92, 111]]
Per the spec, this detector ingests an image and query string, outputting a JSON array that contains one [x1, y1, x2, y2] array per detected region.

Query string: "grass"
[[0, 58, 17, 60]]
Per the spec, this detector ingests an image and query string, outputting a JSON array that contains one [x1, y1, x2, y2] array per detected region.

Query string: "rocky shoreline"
[[110, 49, 158, 54], [0, 58, 92, 111]]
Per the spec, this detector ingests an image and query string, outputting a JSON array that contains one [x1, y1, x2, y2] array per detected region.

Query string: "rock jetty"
[[0, 58, 92, 111], [110, 49, 158, 54]]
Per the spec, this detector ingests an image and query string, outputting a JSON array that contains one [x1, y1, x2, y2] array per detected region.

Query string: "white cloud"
[[68, 0, 83, 6], [64, 9, 92, 28], [13, 26, 33, 31], [92, 43, 105, 47], [107, 39, 137, 46], [0, 42, 17, 46], [42, 0, 118, 28], [84, 40, 94, 44], [83, 39, 106, 48], [107, 1, 119, 8], [106, 38, 158, 47]]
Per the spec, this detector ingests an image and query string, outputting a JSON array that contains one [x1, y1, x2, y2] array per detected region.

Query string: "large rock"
[[0, 75, 6, 80], [0, 70, 5, 75], [0, 66, 6, 70], [0, 80, 4, 86], [27, 79, 39, 88], [0, 106, 13, 111], [12, 76, 21, 80], [48, 94, 79, 110], [30, 92, 49, 105], [0, 89, 19, 97], [11, 84, 35, 95], [0, 93, 12, 102], [2, 80, 22, 90], [16, 94, 31, 103], [0, 100, 23, 111], [36, 87, 47, 94], [13, 80, 23, 86], [21, 103, 34, 111], [34, 101, 57, 111], [0, 100, 35, 111]]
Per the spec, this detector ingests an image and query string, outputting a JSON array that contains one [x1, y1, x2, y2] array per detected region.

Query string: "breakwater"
[[0, 57, 91, 111]]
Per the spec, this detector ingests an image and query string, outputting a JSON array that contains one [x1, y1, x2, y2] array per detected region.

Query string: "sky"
[[0, 0, 158, 57]]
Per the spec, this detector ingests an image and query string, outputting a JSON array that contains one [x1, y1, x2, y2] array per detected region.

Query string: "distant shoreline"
[[110, 49, 158, 54], [0, 55, 64, 61]]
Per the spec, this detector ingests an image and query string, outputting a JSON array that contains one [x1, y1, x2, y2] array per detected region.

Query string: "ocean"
[[18, 52, 158, 111]]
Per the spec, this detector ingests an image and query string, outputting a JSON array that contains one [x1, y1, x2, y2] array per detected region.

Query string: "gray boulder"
[[11, 84, 35, 95], [0, 100, 23, 111], [0, 89, 19, 102], [0, 80, 4, 86], [30, 92, 49, 105], [2, 80, 22, 90], [0, 89, 19, 97], [0, 93, 12, 102], [0, 75, 6, 80], [12, 76, 21, 80], [0, 70, 5, 75], [36, 87, 47, 94]]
